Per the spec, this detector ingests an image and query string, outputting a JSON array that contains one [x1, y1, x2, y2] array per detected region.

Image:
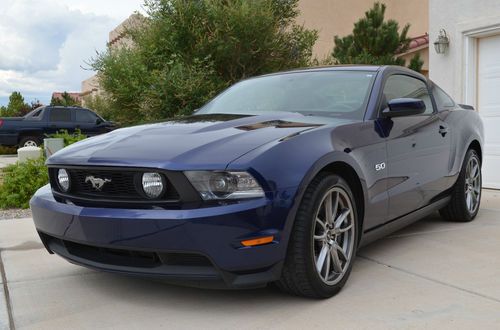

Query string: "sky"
[[0, 0, 145, 106]]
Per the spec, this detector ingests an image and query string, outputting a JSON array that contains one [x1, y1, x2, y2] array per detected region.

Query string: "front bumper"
[[30, 185, 295, 288]]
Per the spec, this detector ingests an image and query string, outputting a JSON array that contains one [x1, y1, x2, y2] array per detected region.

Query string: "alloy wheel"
[[464, 156, 481, 214], [313, 187, 355, 285], [23, 140, 38, 147]]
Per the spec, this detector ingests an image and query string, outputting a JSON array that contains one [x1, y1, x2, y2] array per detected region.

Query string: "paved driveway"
[[1, 193, 500, 329]]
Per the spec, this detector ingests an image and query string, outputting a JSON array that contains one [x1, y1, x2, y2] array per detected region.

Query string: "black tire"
[[18, 136, 41, 148], [277, 173, 358, 298], [440, 149, 482, 222]]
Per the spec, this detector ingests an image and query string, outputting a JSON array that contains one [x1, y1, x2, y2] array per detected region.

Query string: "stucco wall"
[[429, 0, 500, 103], [298, 0, 429, 60]]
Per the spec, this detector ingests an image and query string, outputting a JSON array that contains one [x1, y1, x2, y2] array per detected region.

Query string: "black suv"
[[0, 106, 115, 147]]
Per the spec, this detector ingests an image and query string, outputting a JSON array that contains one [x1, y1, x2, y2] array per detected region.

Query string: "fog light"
[[142, 172, 164, 198], [57, 169, 70, 192]]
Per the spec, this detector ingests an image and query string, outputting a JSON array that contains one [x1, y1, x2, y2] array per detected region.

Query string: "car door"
[[74, 109, 102, 136], [47, 107, 74, 134], [381, 74, 451, 220]]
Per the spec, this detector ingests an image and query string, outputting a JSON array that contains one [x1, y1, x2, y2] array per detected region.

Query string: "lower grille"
[[41, 233, 213, 269]]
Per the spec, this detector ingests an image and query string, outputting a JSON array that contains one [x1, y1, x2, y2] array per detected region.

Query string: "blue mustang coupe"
[[31, 65, 483, 298]]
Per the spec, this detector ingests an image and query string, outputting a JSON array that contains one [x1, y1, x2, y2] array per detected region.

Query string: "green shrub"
[[0, 156, 48, 209], [48, 129, 87, 147], [0, 130, 87, 209], [0, 145, 16, 155]]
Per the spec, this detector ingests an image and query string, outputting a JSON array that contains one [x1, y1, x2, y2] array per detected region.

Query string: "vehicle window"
[[32, 109, 42, 117], [197, 71, 376, 120], [49, 108, 72, 122], [432, 84, 455, 109], [76, 109, 98, 123], [382, 75, 434, 115]]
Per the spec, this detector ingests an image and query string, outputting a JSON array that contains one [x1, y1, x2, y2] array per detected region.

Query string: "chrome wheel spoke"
[[316, 244, 328, 273], [330, 244, 343, 273], [334, 208, 350, 230], [338, 222, 353, 233], [314, 218, 327, 240], [324, 193, 333, 225]]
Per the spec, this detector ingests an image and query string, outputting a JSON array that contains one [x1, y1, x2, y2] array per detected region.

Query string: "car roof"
[[256, 65, 426, 82]]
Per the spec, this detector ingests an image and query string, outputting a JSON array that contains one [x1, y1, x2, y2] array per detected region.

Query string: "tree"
[[50, 92, 81, 106], [91, 0, 318, 125], [1, 91, 30, 117], [408, 52, 424, 73], [331, 2, 418, 67]]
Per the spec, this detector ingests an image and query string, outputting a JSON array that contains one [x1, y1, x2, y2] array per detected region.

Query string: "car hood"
[[47, 113, 348, 170]]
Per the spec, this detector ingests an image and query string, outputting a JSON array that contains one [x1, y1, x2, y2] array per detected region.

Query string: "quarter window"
[[382, 75, 434, 115], [432, 84, 455, 110], [49, 108, 72, 122]]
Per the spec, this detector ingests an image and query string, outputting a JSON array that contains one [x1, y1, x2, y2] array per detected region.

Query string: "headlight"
[[184, 171, 264, 200], [142, 172, 164, 198], [57, 169, 70, 192]]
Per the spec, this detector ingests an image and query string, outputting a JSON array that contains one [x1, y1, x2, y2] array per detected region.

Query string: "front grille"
[[49, 166, 182, 207], [69, 169, 141, 199]]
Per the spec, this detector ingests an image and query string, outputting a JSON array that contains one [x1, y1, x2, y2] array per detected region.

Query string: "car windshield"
[[197, 70, 376, 119]]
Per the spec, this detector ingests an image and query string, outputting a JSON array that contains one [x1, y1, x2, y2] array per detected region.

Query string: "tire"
[[18, 136, 41, 148], [277, 173, 358, 298], [440, 149, 482, 222]]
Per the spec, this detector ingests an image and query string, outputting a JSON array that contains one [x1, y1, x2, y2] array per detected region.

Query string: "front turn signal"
[[241, 236, 274, 247]]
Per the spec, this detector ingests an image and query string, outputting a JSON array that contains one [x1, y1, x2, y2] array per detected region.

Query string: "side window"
[[432, 84, 455, 110], [49, 108, 72, 122], [383, 75, 434, 115], [75, 110, 98, 123]]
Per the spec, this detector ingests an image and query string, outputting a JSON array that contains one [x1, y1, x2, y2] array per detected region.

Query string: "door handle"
[[439, 125, 449, 137]]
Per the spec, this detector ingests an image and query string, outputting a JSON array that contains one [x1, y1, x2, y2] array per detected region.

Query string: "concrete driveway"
[[1, 191, 500, 329]]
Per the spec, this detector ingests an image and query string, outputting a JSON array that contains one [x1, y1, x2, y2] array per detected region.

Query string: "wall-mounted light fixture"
[[434, 29, 450, 54]]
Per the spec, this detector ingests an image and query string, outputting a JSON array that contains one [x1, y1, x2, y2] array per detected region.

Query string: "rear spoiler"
[[458, 104, 475, 110]]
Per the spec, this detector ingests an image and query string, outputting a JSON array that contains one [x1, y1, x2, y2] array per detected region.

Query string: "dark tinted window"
[[75, 109, 98, 123], [383, 75, 434, 115], [432, 84, 455, 109], [49, 108, 72, 122], [24, 108, 44, 120]]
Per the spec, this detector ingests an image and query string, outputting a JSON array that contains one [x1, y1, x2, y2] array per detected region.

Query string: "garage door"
[[478, 34, 500, 188]]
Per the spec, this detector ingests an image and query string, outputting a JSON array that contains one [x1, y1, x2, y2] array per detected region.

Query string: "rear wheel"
[[19, 136, 41, 148], [277, 173, 358, 298], [440, 149, 481, 222]]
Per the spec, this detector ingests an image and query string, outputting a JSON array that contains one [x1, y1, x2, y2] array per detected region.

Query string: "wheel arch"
[[468, 139, 482, 163], [18, 130, 43, 144], [284, 153, 368, 247], [317, 162, 365, 245]]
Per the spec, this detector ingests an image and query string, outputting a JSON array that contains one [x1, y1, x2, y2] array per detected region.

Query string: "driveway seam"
[[0, 251, 15, 330], [358, 255, 500, 305]]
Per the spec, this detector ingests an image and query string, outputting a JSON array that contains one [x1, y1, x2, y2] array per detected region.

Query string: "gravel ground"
[[0, 208, 32, 220]]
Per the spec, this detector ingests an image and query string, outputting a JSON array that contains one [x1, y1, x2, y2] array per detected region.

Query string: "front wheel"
[[277, 173, 358, 298], [440, 149, 482, 222]]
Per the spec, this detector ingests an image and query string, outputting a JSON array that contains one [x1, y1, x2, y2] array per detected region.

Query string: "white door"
[[478, 34, 500, 188]]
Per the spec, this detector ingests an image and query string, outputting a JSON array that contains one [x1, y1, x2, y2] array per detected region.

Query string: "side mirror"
[[95, 118, 103, 125], [382, 98, 426, 118]]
